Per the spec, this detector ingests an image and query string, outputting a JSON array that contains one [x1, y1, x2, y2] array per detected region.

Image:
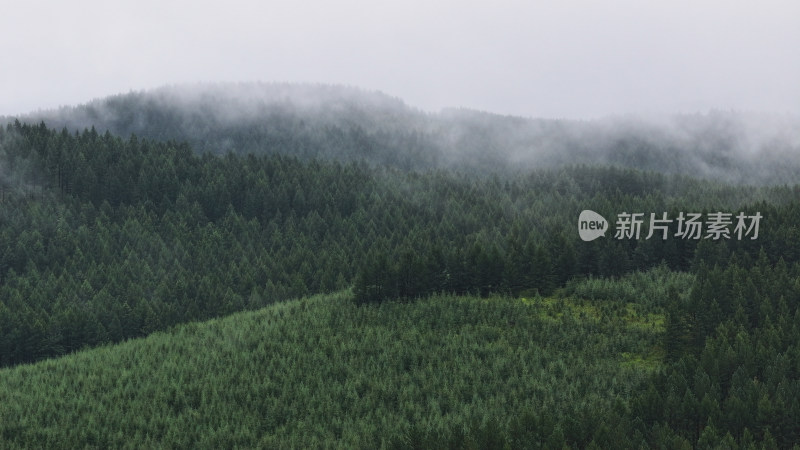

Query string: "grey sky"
[[1, 0, 798, 119]]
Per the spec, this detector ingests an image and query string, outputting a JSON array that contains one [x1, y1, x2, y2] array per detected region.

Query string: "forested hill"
[[4, 95, 800, 447], [10, 82, 800, 183], [1, 119, 799, 369]]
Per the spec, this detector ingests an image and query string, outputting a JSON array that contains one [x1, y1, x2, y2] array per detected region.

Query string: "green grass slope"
[[0, 291, 663, 449]]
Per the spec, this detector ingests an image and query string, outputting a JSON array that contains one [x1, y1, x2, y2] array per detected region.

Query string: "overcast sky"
[[1, 0, 798, 119]]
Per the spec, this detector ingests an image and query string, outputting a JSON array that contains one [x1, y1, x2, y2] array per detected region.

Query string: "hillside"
[[3, 120, 798, 369], [0, 290, 665, 448], [11, 82, 800, 183], [2, 90, 800, 448]]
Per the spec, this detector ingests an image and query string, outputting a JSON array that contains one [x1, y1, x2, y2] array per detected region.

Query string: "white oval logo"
[[578, 210, 608, 241]]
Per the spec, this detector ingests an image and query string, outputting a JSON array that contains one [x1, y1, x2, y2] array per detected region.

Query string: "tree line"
[[1, 120, 798, 367]]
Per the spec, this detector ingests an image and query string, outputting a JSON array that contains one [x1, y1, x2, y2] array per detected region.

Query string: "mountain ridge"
[[6, 82, 800, 183]]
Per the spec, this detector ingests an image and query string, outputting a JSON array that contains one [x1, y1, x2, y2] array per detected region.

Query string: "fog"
[[1, 1, 799, 119], [13, 82, 800, 185]]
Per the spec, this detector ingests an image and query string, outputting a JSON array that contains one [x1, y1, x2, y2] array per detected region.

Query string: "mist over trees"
[[10, 82, 800, 183], [2, 84, 800, 447]]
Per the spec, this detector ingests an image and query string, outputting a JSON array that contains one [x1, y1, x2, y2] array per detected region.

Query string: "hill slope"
[[0, 291, 663, 448], [11, 82, 800, 183], [2, 120, 799, 369]]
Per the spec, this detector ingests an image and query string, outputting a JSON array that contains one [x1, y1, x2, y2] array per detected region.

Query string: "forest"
[[1, 84, 800, 448]]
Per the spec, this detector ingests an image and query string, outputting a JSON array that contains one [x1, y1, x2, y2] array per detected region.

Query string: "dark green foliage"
[[2, 116, 800, 448], [636, 260, 800, 448], [5, 120, 795, 365]]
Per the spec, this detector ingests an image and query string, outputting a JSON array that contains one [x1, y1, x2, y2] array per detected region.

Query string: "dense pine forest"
[[2, 84, 800, 448]]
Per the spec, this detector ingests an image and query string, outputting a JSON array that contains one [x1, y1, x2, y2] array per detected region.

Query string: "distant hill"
[[9, 82, 800, 183]]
